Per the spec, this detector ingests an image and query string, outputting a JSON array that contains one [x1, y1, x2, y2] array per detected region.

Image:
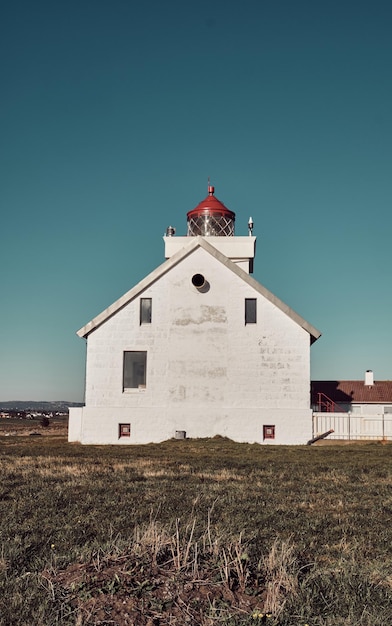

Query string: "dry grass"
[[1, 436, 392, 625], [263, 539, 298, 616]]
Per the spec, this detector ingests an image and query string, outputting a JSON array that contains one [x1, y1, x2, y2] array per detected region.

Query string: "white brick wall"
[[70, 247, 313, 445]]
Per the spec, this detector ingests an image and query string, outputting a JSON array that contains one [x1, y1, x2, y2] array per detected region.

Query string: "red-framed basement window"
[[263, 425, 275, 440], [119, 423, 131, 438]]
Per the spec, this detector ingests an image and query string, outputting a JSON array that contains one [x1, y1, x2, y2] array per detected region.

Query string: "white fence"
[[313, 412, 392, 441]]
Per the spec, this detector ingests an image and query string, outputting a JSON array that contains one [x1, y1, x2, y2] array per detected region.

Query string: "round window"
[[191, 273, 205, 288]]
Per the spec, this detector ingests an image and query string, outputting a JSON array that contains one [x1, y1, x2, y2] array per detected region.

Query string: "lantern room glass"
[[187, 213, 235, 237]]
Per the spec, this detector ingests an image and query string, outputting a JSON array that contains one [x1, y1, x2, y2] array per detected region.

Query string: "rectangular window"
[[140, 298, 152, 324], [263, 425, 275, 440], [245, 298, 257, 324], [123, 351, 147, 390], [119, 423, 131, 438]]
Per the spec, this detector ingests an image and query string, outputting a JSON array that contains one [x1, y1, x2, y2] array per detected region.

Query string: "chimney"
[[365, 370, 374, 387]]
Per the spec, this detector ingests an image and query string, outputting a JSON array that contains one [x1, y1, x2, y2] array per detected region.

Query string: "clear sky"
[[1, 0, 392, 401]]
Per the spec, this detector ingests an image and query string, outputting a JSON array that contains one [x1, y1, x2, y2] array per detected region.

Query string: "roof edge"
[[76, 238, 205, 337], [77, 236, 321, 343], [197, 238, 322, 342]]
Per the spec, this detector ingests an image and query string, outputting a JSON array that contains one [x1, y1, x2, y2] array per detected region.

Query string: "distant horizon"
[[3, 366, 392, 405]]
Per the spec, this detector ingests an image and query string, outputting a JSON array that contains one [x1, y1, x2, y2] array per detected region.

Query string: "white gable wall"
[[72, 247, 312, 445]]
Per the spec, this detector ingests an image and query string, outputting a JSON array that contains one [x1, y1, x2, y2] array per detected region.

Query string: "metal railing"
[[316, 392, 349, 413]]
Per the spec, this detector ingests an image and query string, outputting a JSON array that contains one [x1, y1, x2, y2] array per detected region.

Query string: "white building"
[[69, 186, 321, 445], [312, 371, 392, 440]]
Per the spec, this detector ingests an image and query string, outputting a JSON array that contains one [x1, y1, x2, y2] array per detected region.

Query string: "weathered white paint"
[[69, 239, 320, 445], [75, 238, 320, 341]]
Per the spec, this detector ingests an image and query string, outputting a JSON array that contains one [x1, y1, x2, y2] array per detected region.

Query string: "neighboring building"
[[312, 371, 392, 440], [69, 186, 321, 445]]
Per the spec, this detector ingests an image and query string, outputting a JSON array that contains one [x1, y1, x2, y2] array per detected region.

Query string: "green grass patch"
[[0, 437, 392, 625]]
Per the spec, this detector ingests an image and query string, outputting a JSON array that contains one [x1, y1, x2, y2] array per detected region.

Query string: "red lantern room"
[[186, 185, 235, 237]]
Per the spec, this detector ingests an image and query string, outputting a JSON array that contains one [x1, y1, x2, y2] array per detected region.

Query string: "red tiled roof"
[[311, 380, 392, 405]]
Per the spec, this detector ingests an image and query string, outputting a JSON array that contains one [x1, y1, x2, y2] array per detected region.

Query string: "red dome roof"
[[187, 186, 236, 220]]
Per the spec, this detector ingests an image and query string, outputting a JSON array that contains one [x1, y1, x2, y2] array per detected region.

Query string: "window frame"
[[119, 423, 131, 438], [123, 351, 147, 391], [245, 298, 257, 324], [140, 298, 152, 325], [263, 425, 275, 440]]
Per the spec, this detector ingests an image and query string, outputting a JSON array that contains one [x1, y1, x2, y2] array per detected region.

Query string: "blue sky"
[[1, 0, 391, 401]]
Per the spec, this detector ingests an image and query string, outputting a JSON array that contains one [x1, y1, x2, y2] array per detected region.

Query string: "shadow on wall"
[[311, 381, 353, 412]]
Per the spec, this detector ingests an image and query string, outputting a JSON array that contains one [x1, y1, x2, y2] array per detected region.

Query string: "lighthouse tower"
[[164, 185, 256, 274]]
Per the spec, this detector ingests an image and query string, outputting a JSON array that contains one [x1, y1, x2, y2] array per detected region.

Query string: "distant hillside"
[[0, 401, 83, 412]]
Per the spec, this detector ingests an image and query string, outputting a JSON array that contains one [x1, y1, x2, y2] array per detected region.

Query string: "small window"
[[245, 298, 257, 324], [119, 423, 131, 438], [140, 298, 152, 324], [384, 406, 392, 414], [263, 425, 275, 440], [123, 351, 147, 390]]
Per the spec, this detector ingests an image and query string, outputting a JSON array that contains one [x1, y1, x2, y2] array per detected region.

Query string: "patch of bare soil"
[[43, 552, 265, 625]]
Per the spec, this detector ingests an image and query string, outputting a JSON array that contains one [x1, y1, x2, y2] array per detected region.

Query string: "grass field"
[[1, 434, 392, 625]]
